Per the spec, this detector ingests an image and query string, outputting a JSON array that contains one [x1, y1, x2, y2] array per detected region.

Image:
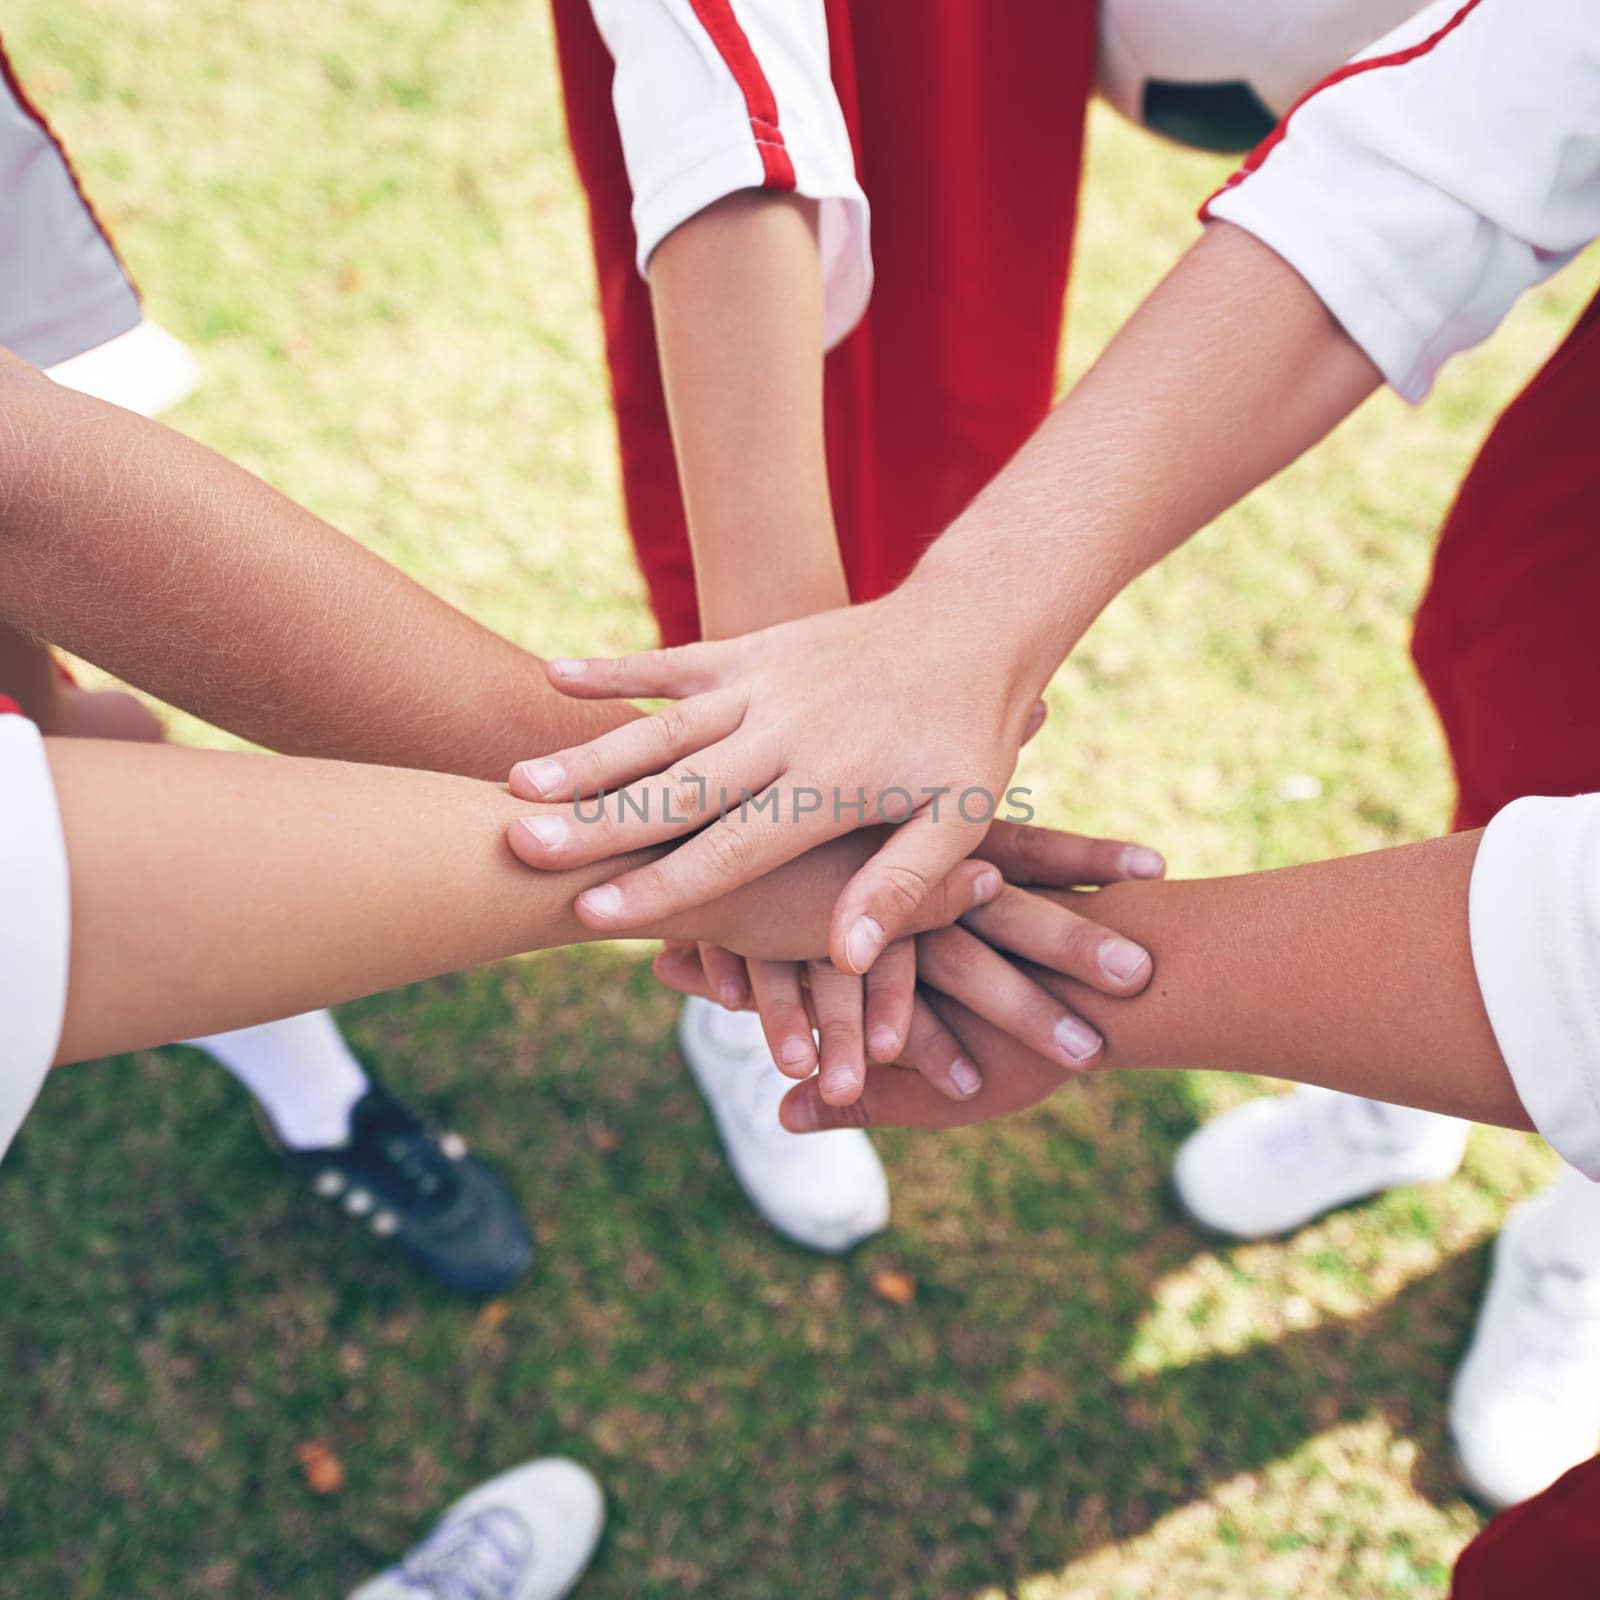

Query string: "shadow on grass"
[[0, 942, 1490, 1599]]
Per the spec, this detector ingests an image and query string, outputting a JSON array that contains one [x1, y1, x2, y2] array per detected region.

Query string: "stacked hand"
[[504, 583, 1164, 1113], [505, 585, 1104, 971], [631, 822, 1163, 1110]]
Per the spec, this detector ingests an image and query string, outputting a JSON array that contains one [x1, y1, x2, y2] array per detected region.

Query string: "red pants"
[[550, 0, 1097, 646], [1413, 289, 1600, 828], [1452, 1453, 1600, 1597]]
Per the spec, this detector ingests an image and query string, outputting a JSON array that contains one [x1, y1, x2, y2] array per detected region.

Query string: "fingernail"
[[548, 658, 587, 679], [845, 915, 885, 974], [785, 1097, 819, 1134], [868, 1024, 900, 1060], [950, 1057, 982, 1098], [779, 1037, 813, 1067], [1123, 846, 1166, 879], [1054, 1015, 1102, 1065], [516, 759, 566, 798], [577, 883, 624, 920], [1100, 937, 1150, 983], [972, 869, 1002, 907], [517, 814, 569, 850], [718, 982, 747, 1011], [822, 1069, 861, 1103]]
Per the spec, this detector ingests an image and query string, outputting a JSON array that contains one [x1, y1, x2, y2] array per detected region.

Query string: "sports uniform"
[[1172, 0, 1600, 1508], [0, 702, 71, 1161], [551, 0, 1098, 647]]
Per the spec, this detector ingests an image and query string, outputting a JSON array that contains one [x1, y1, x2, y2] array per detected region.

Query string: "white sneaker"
[[1451, 1186, 1600, 1508], [678, 996, 889, 1254], [45, 320, 199, 418], [1173, 1086, 1470, 1240], [349, 1457, 603, 1600]]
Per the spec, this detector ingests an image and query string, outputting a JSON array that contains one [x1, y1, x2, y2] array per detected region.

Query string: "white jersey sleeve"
[[1204, 0, 1600, 402], [0, 714, 71, 1163], [1470, 794, 1600, 1181], [585, 0, 870, 349]]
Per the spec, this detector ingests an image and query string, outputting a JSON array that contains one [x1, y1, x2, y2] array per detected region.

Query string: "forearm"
[[649, 192, 847, 637], [0, 355, 633, 777], [903, 223, 1382, 701], [1054, 831, 1529, 1128], [46, 740, 889, 1062]]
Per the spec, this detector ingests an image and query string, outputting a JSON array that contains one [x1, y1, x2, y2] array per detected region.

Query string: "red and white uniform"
[[0, 704, 71, 1162], [581, 0, 869, 350], [552, 0, 1099, 645], [1205, 0, 1600, 402]]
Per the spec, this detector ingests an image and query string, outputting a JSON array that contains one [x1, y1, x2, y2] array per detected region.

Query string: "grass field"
[[3, 4, 1597, 1597]]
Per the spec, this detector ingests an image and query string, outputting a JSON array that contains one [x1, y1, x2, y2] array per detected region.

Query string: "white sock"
[[185, 1009, 370, 1150], [1514, 1165, 1600, 1277]]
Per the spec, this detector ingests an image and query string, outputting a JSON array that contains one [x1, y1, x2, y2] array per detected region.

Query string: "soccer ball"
[[1097, 0, 1431, 154]]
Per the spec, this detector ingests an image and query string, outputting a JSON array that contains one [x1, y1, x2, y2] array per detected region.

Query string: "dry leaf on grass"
[[294, 1440, 346, 1496], [870, 1268, 917, 1306]]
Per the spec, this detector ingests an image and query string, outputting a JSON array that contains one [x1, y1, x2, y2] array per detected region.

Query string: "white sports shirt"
[[581, 0, 870, 349], [1205, 0, 1600, 400], [0, 710, 72, 1162]]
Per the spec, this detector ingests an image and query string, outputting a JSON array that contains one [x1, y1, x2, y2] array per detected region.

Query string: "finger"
[[963, 883, 1152, 996], [780, 992, 1065, 1134], [508, 735, 783, 870], [509, 693, 744, 802], [894, 858, 1005, 937], [1021, 699, 1048, 746], [895, 993, 982, 1100], [829, 811, 990, 974], [806, 959, 867, 1105], [698, 943, 751, 1012], [541, 639, 725, 701], [864, 940, 917, 1063], [748, 959, 817, 1079], [570, 791, 839, 932], [976, 819, 1166, 888], [652, 943, 716, 1003], [915, 926, 1104, 1071]]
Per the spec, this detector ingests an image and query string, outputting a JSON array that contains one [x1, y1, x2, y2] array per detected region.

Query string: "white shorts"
[[0, 713, 70, 1160]]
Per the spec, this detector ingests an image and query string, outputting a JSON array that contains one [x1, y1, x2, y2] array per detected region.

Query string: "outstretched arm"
[[0, 352, 633, 777], [505, 222, 1374, 961], [649, 190, 847, 636], [782, 827, 1534, 1136], [519, 0, 1600, 966], [37, 737, 1003, 1066]]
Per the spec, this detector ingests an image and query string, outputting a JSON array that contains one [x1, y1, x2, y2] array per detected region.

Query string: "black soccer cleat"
[[264, 1085, 534, 1297]]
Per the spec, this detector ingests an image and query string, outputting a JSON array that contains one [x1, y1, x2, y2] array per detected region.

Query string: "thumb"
[[828, 812, 989, 973]]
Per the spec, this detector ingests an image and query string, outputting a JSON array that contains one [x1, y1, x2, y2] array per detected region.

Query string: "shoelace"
[[355, 1111, 464, 1218], [392, 1509, 532, 1600]]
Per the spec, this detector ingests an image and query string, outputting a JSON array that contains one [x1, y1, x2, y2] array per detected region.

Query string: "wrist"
[[885, 558, 1076, 717]]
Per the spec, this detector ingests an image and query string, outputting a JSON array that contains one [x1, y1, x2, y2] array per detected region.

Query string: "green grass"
[[2, 4, 1596, 1596]]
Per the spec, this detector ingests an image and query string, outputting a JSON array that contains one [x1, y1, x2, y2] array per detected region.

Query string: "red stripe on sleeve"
[[0, 696, 24, 717], [1200, 0, 1488, 217], [686, 0, 798, 191]]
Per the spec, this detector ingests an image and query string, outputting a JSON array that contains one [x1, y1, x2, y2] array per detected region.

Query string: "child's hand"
[[505, 581, 1057, 973], [777, 989, 1070, 1135], [653, 937, 980, 1106]]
